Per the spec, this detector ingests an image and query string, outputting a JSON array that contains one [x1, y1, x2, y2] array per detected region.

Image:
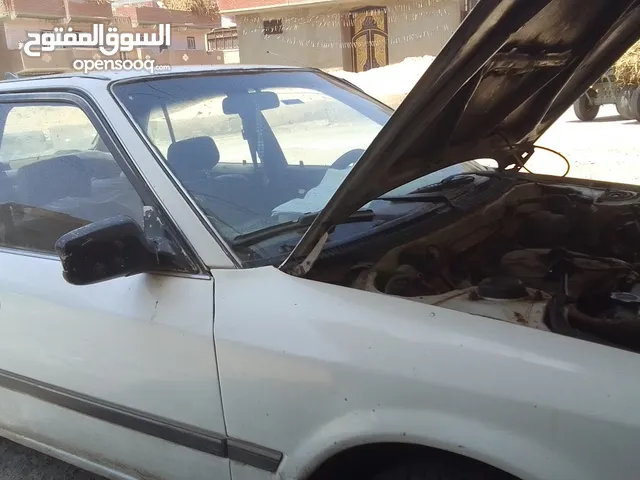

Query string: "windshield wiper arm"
[[231, 209, 375, 248], [409, 174, 476, 194], [378, 193, 458, 209], [377, 175, 478, 207]]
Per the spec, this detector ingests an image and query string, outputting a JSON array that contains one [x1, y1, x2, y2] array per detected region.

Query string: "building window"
[[263, 19, 283, 36], [207, 28, 238, 51], [187, 36, 196, 49]]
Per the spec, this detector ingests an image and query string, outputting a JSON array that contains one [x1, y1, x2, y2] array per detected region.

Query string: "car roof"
[[0, 64, 305, 92]]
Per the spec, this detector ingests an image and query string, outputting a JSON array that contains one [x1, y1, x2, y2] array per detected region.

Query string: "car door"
[[0, 92, 231, 480]]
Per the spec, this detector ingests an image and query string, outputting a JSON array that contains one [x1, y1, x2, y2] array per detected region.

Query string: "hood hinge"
[[288, 231, 330, 277]]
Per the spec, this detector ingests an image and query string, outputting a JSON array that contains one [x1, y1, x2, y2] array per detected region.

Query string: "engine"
[[349, 182, 640, 353]]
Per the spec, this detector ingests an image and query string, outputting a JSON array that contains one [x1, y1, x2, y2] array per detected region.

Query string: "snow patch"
[[325, 55, 436, 98]]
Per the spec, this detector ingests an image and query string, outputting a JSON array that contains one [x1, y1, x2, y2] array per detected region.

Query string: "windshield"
[[112, 70, 482, 247]]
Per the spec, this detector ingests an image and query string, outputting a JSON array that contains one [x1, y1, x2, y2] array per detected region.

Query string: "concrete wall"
[[2, 19, 77, 50], [387, 0, 460, 62], [236, 6, 345, 68], [223, 48, 240, 63], [235, 0, 460, 70], [169, 29, 208, 50]]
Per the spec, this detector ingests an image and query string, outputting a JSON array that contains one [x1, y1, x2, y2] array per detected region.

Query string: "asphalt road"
[[0, 439, 105, 480]]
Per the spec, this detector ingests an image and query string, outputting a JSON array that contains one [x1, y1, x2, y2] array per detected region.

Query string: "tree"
[[164, 0, 219, 17], [87, 0, 219, 18]]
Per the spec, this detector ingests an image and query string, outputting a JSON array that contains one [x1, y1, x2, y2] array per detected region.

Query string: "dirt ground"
[[0, 439, 103, 480]]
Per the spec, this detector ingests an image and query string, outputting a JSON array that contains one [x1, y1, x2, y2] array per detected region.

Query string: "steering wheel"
[[330, 149, 365, 170]]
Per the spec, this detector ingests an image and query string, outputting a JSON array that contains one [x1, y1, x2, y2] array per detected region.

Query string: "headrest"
[[166, 136, 219, 181], [16, 155, 91, 206], [77, 151, 121, 179]]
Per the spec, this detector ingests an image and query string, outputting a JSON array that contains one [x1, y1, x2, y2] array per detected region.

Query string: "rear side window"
[[0, 104, 96, 166], [0, 102, 144, 254]]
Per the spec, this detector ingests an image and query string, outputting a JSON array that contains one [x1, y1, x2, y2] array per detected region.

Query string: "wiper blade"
[[231, 209, 375, 248], [377, 175, 477, 207], [378, 193, 457, 209], [410, 174, 475, 194], [378, 193, 450, 203]]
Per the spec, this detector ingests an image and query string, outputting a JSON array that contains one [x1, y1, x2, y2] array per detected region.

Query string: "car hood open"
[[280, 0, 640, 276]]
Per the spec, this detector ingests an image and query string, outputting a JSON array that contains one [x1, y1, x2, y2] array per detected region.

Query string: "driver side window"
[[0, 101, 144, 254]]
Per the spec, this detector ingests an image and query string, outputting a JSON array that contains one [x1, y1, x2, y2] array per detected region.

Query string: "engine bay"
[[349, 181, 640, 353]]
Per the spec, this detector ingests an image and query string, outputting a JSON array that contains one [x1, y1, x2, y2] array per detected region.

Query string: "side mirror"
[[55, 215, 159, 286]]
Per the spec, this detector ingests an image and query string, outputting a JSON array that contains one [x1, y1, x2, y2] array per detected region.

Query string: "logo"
[[22, 23, 171, 58], [72, 57, 171, 74]]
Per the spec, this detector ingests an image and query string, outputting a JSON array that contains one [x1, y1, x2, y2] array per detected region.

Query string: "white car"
[[1, 1, 640, 479]]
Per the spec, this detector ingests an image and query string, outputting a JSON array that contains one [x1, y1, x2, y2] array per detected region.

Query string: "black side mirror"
[[55, 215, 159, 286]]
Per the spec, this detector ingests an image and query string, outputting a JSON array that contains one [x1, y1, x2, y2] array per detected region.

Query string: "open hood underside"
[[281, 0, 640, 275]]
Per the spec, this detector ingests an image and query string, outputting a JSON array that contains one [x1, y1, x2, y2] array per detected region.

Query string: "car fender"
[[213, 267, 640, 480], [277, 407, 581, 480]]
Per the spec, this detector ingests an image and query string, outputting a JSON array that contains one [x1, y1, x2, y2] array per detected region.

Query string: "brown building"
[[0, 0, 223, 76], [207, 15, 239, 64], [218, 0, 480, 72]]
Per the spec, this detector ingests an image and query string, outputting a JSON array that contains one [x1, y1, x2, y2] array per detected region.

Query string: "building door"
[[350, 7, 389, 73]]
